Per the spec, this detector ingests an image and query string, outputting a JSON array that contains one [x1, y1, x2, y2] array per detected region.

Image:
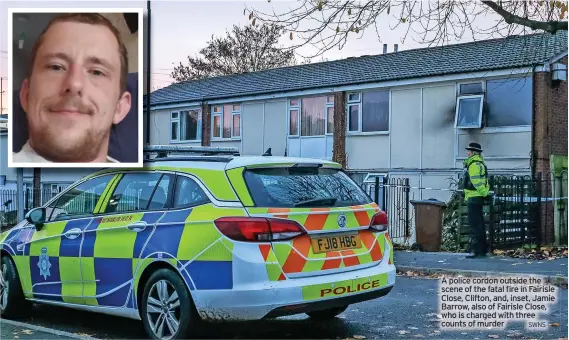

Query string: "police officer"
[[462, 142, 490, 258]]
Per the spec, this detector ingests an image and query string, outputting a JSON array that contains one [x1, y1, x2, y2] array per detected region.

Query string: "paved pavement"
[[2, 276, 567, 339], [0, 319, 92, 339], [394, 250, 568, 283]]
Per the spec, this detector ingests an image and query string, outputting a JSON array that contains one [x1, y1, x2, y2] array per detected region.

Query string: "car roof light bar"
[[144, 145, 240, 159]]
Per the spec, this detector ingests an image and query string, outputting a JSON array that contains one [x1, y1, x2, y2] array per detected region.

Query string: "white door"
[[242, 101, 288, 157], [241, 103, 264, 156]]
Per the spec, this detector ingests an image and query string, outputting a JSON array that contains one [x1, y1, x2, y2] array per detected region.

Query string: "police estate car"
[[0, 146, 396, 340]]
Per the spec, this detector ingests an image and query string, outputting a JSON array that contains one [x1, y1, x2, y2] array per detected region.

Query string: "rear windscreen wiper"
[[293, 197, 337, 207]]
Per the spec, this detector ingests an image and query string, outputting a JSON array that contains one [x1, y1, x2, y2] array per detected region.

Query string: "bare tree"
[[245, 1, 568, 59], [171, 23, 297, 82]]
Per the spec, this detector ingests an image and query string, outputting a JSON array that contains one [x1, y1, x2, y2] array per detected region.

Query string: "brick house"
[[533, 54, 568, 245], [145, 31, 568, 245]]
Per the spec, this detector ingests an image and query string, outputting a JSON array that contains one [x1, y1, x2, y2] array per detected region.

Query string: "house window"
[[486, 77, 532, 127], [288, 96, 334, 136], [455, 77, 532, 129], [212, 104, 241, 139], [455, 95, 484, 128], [455, 82, 484, 129], [459, 82, 483, 95], [170, 112, 179, 141], [347, 90, 389, 133], [289, 103, 299, 135], [327, 106, 334, 134], [301, 96, 326, 136], [170, 110, 201, 141]]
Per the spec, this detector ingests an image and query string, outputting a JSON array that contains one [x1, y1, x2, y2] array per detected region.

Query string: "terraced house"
[[145, 32, 568, 244]]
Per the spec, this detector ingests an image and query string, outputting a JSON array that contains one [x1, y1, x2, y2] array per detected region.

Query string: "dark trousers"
[[467, 197, 487, 255]]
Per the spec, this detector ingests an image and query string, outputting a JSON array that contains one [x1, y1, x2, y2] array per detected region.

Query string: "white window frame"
[[455, 81, 484, 129], [483, 77, 532, 131], [346, 90, 390, 135], [347, 92, 361, 133], [455, 94, 484, 129], [170, 111, 180, 142], [325, 95, 335, 135], [231, 104, 242, 138], [211, 105, 222, 139], [170, 109, 202, 143], [211, 104, 241, 140], [287, 99, 300, 137], [454, 78, 532, 132], [457, 81, 484, 96]]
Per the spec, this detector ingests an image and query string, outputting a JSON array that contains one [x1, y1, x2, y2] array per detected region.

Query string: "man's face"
[[20, 20, 130, 162]]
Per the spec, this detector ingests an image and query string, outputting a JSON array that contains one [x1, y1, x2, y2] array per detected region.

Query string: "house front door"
[[241, 101, 287, 157]]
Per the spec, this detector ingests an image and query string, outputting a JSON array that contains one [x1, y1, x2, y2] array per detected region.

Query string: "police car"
[[0, 146, 396, 339]]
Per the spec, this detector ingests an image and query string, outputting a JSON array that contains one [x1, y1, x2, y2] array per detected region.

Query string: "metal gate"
[[359, 176, 411, 239]]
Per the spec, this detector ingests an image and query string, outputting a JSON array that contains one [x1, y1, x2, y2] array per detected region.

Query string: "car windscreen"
[[243, 167, 373, 208]]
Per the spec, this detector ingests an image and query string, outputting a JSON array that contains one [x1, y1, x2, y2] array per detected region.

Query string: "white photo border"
[[7, 7, 145, 168]]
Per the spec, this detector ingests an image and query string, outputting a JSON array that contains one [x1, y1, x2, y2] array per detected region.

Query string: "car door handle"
[[63, 228, 83, 239], [127, 221, 147, 232]]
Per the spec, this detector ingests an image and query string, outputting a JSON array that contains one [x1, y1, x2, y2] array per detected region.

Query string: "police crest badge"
[[337, 213, 347, 228], [38, 246, 52, 280]]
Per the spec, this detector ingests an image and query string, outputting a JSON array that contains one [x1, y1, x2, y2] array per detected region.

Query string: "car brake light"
[[369, 211, 388, 232], [214, 217, 307, 242]]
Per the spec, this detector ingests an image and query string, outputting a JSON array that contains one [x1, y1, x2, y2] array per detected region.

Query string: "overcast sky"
[[1, 0, 505, 113]]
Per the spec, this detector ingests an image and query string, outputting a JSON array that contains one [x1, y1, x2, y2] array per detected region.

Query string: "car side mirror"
[[25, 207, 46, 230]]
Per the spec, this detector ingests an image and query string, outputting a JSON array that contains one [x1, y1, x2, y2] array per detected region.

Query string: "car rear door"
[[226, 164, 389, 280]]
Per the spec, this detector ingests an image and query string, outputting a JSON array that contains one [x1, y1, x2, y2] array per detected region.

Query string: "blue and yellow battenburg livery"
[[0, 146, 396, 339]]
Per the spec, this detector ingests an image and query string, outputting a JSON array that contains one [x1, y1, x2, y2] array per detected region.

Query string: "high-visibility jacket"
[[462, 154, 490, 201]]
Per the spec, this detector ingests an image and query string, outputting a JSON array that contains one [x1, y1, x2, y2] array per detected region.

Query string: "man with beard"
[[13, 13, 131, 163]]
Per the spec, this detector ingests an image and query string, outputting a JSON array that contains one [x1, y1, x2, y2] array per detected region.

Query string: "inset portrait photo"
[[7, 8, 144, 168]]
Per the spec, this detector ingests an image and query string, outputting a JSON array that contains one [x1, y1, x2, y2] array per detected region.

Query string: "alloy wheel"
[[146, 279, 181, 340], [0, 263, 9, 311]]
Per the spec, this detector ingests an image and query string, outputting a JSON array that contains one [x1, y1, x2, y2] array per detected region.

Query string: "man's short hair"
[[27, 13, 129, 94]]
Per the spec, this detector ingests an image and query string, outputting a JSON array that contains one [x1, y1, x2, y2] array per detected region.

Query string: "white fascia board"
[[149, 66, 538, 112]]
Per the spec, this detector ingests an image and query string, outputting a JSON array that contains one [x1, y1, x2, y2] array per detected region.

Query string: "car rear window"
[[243, 167, 372, 208]]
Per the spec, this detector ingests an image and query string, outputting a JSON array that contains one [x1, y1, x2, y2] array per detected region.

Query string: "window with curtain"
[[301, 96, 326, 136], [362, 91, 389, 132], [179, 110, 199, 141], [212, 104, 241, 138]]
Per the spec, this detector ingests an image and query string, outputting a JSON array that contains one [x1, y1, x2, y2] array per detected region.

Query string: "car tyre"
[[141, 268, 200, 340], [0, 255, 31, 318], [306, 305, 349, 320]]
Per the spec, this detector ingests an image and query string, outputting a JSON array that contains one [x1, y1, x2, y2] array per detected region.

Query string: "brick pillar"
[[532, 56, 568, 245], [333, 92, 347, 168], [201, 102, 211, 146]]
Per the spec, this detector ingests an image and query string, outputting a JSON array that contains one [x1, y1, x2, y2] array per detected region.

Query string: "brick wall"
[[201, 102, 211, 146], [333, 91, 347, 168], [532, 55, 568, 245]]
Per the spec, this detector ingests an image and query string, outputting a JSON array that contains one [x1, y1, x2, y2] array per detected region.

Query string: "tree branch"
[[482, 0, 567, 33]]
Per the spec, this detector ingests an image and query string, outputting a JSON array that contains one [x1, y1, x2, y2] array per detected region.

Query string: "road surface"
[[1, 276, 566, 339]]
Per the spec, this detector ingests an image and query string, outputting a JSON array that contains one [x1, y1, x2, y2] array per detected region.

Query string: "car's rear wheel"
[[306, 305, 349, 320], [0, 255, 31, 318], [141, 268, 199, 340]]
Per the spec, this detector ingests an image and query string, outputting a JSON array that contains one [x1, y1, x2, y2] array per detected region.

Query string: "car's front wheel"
[[306, 305, 349, 320], [0, 255, 31, 318], [141, 268, 200, 339]]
